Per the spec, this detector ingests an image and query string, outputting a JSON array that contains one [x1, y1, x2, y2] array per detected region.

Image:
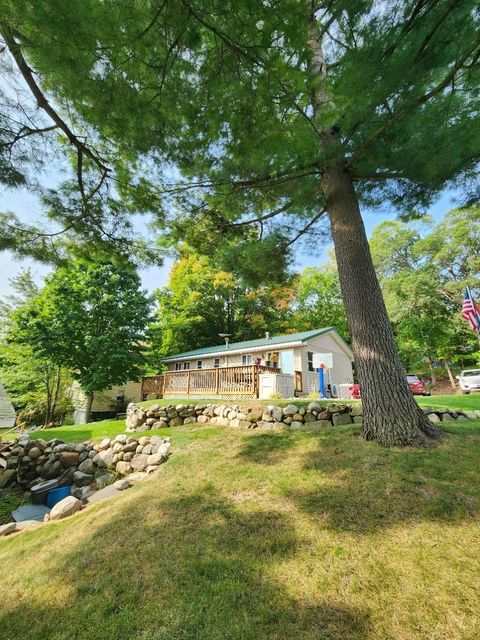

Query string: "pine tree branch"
[[346, 35, 480, 168], [285, 209, 326, 247], [0, 25, 109, 174]]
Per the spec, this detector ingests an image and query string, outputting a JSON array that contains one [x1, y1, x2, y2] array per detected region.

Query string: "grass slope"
[[1, 420, 480, 639]]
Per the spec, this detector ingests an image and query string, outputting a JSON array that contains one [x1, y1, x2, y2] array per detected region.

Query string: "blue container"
[[46, 485, 71, 508]]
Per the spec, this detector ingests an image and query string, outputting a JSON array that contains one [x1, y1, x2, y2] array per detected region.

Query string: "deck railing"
[[142, 364, 280, 398]]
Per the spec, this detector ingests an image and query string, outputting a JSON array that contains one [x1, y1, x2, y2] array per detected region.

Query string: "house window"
[[183, 362, 190, 370], [197, 360, 203, 369], [242, 354, 253, 365], [266, 352, 280, 368], [214, 358, 220, 368], [175, 362, 181, 371], [308, 351, 314, 372]]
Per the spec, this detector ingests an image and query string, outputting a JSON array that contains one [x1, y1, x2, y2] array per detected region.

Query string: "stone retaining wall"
[[0, 433, 171, 495], [126, 401, 480, 432]]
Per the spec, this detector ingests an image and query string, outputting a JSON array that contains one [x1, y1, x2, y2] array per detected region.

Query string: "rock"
[[283, 404, 299, 416], [304, 412, 317, 423], [130, 454, 149, 471], [72, 486, 95, 501], [332, 413, 352, 426], [15, 520, 42, 531], [327, 402, 349, 414], [115, 434, 128, 444], [93, 449, 114, 468], [78, 458, 94, 474], [292, 413, 304, 421], [183, 417, 197, 425], [256, 421, 277, 429], [152, 420, 169, 429], [57, 467, 75, 486], [116, 461, 132, 475], [463, 411, 477, 420], [0, 469, 15, 488], [123, 452, 134, 462], [98, 438, 111, 450], [307, 402, 322, 412], [197, 415, 210, 424], [289, 421, 303, 430], [113, 478, 130, 491], [0, 522, 17, 537], [229, 419, 251, 429], [73, 443, 86, 453], [58, 451, 80, 467], [73, 471, 93, 487], [27, 447, 42, 460], [350, 403, 363, 417], [428, 413, 441, 423], [147, 453, 166, 466], [87, 485, 121, 504], [49, 496, 82, 520], [169, 417, 184, 427], [127, 472, 148, 484], [283, 416, 292, 425], [122, 442, 138, 453], [247, 408, 264, 422], [210, 417, 230, 427], [353, 417, 363, 424], [96, 473, 115, 489], [272, 406, 284, 422], [261, 413, 274, 422], [145, 465, 160, 474]]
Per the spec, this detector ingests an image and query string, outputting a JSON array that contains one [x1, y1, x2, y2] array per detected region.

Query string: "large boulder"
[[49, 496, 82, 521], [332, 413, 352, 426], [283, 404, 299, 416]]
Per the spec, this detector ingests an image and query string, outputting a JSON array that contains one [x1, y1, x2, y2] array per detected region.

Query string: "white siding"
[[300, 333, 353, 394]]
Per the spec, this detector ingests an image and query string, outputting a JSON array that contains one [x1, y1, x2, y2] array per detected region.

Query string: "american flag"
[[462, 287, 480, 333]]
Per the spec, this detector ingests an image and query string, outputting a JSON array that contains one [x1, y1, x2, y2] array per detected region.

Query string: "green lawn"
[[0, 393, 476, 445], [1, 419, 480, 639], [416, 394, 480, 412]]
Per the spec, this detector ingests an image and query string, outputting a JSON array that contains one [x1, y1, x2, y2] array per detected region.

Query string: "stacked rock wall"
[[127, 401, 480, 432], [0, 434, 170, 493]]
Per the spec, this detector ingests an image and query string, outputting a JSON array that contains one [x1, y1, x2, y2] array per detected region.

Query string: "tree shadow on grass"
[[0, 486, 370, 640], [285, 426, 480, 534], [236, 430, 298, 465]]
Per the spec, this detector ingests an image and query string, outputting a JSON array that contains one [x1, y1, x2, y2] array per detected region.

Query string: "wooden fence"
[[141, 364, 280, 399]]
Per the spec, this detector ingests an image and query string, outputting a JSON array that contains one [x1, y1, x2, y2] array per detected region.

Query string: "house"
[[0, 381, 16, 429], [142, 328, 354, 400], [71, 381, 142, 424]]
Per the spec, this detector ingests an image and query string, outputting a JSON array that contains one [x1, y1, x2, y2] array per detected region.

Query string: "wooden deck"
[[141, 364, 284, 399]]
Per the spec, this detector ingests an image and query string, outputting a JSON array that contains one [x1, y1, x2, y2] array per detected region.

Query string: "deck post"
[[215, 368, 220, 395], [187, 370, 191, 396]]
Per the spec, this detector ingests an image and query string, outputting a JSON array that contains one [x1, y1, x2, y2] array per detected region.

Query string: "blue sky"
[[0, 186, 458, 298]]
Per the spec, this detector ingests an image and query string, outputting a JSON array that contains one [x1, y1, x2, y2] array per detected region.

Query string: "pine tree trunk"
[[85, 391, 94, 424], [322, 165, 441, 446]]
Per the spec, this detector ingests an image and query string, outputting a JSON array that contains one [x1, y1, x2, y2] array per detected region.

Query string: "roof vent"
[[265, 331, 270, 339]]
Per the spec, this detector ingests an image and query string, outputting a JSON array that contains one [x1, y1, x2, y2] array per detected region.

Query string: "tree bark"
[[85, 391, 94, 424], [444, 359, 457, 390], [427, 356, 437, 387], [322, 165, 441, 446]]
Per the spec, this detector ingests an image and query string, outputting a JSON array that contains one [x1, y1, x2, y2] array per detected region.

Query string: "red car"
[[406, 374, 431, 396], [349, 374, 430, 399]]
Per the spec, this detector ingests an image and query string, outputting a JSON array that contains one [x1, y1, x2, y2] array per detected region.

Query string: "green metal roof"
[[161, 327, 335, 361]]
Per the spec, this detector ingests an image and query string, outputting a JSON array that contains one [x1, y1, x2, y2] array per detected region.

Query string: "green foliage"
[[9, 258, 152, 398], [370, 208, 480, 375], [2, 1, 479, 257]]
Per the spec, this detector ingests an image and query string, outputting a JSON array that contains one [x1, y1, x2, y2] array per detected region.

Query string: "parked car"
[[456, 369, 480, 394], [406, 374, 430, 396], [349, 374, 430, 399]]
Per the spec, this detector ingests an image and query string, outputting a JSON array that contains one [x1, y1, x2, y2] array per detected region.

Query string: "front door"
[[280, 350, 294, 375]]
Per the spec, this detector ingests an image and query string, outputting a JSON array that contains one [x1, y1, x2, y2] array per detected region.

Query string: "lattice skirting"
[[163, 393, 257, 401]]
